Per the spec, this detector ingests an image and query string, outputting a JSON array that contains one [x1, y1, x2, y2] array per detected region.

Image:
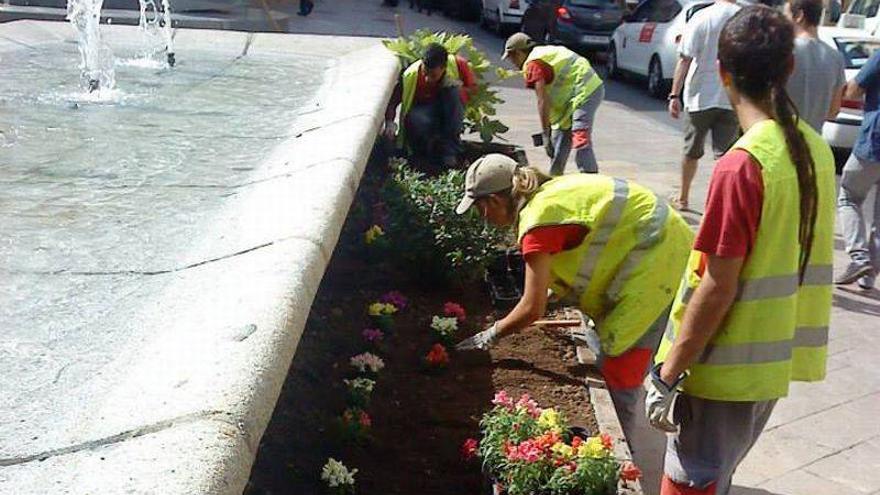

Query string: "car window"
[[650, 0, 681, 22], [571, 0, 619, 7], [836, 38, 880, 69], [686, 2, 711, 21], [630, 0, 655, 21], [849, 0, 880, 18]]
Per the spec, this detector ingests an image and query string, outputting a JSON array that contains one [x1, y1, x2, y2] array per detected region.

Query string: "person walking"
[[384, 43, 477, 169], [454, 154, 693, 441], [784, 0, 845, 132], [502, 33, 605, 175], [667, 0, 741, 210], [647, 7, 835, 495], [835, 50, 880, 289]]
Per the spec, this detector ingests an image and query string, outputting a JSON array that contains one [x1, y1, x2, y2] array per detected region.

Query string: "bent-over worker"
[[454, 154, 693, 440]]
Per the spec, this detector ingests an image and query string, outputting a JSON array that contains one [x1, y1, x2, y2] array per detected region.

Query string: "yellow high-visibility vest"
[[524, 45, 603, 130], [517, 174, 693, 356], [655, 119, 835, 401], [398, 55, 462, 146]]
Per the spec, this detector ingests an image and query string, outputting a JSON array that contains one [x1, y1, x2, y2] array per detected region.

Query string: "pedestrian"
[[384, 43, 477, 169], [502, 32, 605, 175], [785, 0, 845, 132], [454, 154, 693, 441], [297, 0, 313, 16], [647, 7, 835, 495], [667, 0, 741, 210], [835, 48, 880, 289]]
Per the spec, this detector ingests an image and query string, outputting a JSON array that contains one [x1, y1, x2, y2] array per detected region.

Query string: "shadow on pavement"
[[729, 486, 784, 495], [833, 290, 880, 316]]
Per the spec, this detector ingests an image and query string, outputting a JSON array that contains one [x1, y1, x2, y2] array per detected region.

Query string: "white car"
[[819, 27, 880, 160], [480, 0, 526, 33], [607, 0, 712, 98]]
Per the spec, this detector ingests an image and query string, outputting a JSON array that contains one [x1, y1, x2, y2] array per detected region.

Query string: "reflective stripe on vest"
[[606, 196, 670, 299], [697, 326, 829, 366], [680, 264, 832, 304], [524, 45, 602, 130]]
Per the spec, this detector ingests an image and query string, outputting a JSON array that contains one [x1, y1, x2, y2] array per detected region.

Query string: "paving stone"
[[768, 393, 880, 452], [804, 437, 880, 494], [759, 469, 869, 495], [733, 429, 835, 487]]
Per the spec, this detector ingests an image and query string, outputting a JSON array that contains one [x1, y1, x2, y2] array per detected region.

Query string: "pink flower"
[[600, 433, 613, 450], [443, 302, 467, 323], [516, 393, 542, 418], [506, 439, 544, 463], [358, 410, 372, 427], [379, 291, 408, 310], [461, 438, 479, 461], [492, 390, 514, 409], [362, 328, 384, 343], [620, 461, 642, 482]]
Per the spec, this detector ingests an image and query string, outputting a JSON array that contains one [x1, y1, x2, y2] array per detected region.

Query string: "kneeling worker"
[[502, 33, 605, 175], [384, 43, 477, 169], [455, 154, 693, 440]]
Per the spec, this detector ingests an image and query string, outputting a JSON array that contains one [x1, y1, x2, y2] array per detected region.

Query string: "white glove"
[[456, 323, 500, 351], [645, 363, 683, 433], [382, 120, 397, 140]]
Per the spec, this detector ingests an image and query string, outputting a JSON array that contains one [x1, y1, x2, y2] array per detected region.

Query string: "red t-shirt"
[[694, 149, 764, 269], [413, 56, 477, 105], [524, 60, 554, 88], [521, 224, 587, 255]]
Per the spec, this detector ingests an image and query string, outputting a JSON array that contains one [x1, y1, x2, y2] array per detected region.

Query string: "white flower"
[[344, 377, 376, 393], [350, 352, 385, 374], [321, 458, 357, 488], [431, 315, 458, 337]]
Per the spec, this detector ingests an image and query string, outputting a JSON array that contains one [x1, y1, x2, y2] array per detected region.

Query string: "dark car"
[[550, 0, 624, 52]]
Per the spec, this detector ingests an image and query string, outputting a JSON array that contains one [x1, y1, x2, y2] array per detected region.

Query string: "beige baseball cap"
[[502, 32, 534, 60], [455, 154, 518, 215]]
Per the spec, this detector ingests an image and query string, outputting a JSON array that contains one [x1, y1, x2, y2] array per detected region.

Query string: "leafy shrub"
[[380, 159, 513, 284], [383, 29, 512, 143]]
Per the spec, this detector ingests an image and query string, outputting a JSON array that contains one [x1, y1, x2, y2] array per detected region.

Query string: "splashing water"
[[135, 0, 175, 67], [66, 0, 116, 92]]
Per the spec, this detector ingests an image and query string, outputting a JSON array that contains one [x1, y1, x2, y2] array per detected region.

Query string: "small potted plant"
[[361, 328, 386, 353], [349, 352, 385, 379], [430, 315, 458, 346], [343, 377, 376, 409], [422, 343, 450, 373], [379, 290, 408, 312], [321, 458, 358, 494], [443, 301, 467, 324], [364, 224, 389, 255], [337, 407, 372, 444], [368, 302, 398, 333]]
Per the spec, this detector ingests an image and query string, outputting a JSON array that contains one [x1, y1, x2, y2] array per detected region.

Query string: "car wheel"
[[648, 56, 665, 99], [608, 42, 620, 79]]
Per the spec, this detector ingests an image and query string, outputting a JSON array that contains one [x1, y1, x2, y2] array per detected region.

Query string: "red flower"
[[571, 436, 583, 449], [425, 344, 450, 367], [600, 433, 613, 450], [620, 461, 642, 482], [461, 438, 479, 461], [358, 410, 372, 427], [443, 302, 467, 323]]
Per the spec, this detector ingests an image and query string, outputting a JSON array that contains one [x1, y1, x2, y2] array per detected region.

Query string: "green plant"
[[381, 159, 514, 284], [344, 377, 376, 408], [383, 30, 511, 143]]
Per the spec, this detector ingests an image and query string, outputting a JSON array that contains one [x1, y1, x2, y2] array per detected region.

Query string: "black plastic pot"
[[485, 248, 525, 309]]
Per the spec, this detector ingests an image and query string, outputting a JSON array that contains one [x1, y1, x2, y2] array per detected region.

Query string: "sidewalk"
[[282, 4, 880, 494]]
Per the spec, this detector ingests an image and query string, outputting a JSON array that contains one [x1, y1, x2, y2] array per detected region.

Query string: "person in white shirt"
[[667, 0, 741, 210]]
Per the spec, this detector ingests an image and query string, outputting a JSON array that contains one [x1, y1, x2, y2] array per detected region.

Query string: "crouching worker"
[[454, 154, 693, 440], [502, 32, 605, 175], [384, 43, 478, 169]]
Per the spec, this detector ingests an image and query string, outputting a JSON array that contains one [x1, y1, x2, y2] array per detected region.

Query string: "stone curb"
[[588, 378, 645, 495]]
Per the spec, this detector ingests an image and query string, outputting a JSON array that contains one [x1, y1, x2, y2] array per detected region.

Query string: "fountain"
[[0, 16, 399, 495]]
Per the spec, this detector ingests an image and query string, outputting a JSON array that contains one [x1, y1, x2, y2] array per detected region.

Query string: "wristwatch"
[[667, 93, 680, 101]]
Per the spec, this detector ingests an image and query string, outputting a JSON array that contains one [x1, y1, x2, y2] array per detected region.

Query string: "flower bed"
[[244, 160, 622, 494]]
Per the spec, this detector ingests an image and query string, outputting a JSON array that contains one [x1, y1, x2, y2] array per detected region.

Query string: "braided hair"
[[718, 6, 818, 282]]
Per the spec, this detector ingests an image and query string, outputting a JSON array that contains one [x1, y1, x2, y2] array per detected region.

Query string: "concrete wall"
[[0, 21, 399, 495]]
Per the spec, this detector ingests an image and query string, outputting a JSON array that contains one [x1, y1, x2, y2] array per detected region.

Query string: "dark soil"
[[244, 162, 600, 495]]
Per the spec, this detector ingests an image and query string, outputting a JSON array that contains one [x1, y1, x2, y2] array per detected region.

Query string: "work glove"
[[543, 129, 554, 159], [382, 120, 397, 140], [645, 363, 685, 433], [456, 323, 499, 351]]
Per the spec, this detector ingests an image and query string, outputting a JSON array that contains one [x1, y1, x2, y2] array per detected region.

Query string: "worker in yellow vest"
[[645, 7, 835, 495], [502, 32, 604, 175], [454, 154, 693, 441], [384, 43, 477, 169]]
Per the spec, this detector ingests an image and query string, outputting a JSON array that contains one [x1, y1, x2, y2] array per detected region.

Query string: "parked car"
[[549, 0, 625, 52], [521, 0, 562, 41], [607, 0, 711, 98], [480, 0, 526, 33], [819, 27, 880, 168], [839, 0, 880, 35]]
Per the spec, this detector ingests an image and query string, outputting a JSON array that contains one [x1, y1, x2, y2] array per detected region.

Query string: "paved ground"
[[278, 2, 880, 494]]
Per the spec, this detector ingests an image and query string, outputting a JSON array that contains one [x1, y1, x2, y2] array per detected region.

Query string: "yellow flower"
[[364, 225, 385, 245], [368, 302, 398, 316], [537, 408, 563, 433], [578, 437, 608, 459], [551, 442, 574, 459]]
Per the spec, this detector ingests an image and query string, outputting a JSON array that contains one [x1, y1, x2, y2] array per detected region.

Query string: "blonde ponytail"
[[510, 166, 552, 211]]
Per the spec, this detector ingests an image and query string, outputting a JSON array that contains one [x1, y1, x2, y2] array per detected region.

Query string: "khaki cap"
[[455, 154, 518, 214], [502, 32, 534, 60]]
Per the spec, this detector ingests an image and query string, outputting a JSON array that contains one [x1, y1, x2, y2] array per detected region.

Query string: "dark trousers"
[[298, 0, 313, 15], [404, 86, 464, 168]]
